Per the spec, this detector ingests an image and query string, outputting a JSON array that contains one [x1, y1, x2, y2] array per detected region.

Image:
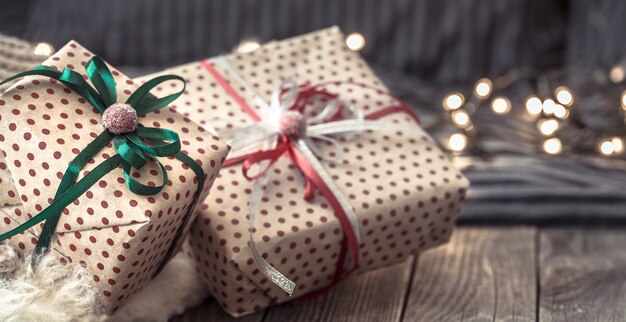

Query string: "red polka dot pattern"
[[136, 27, 469, 317], [0, 153, 20, 207], [0, 41, 230, 312]]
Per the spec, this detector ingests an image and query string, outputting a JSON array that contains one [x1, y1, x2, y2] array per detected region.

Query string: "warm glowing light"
[[555, 86, 573, 106], [474, 78, 492, 99], [542, 99, 556, 115], [448, 133, 468, 152], [451, 110, 470, 127], [600, 140, 615, 155], [610, 65, 625, 84], [612, 137, 624, 154], [33, 42, 54, 56], [543, 138, 562, 155], [443, 93, 464, 110], [236, 40, 260, 53], [622, 91, 626, 110], [346, 33, 366, 51], [525, 96, 543, 116], [553, 104, 568, 119], [491, 97, 511, 115], [538, 119, 559, 136]]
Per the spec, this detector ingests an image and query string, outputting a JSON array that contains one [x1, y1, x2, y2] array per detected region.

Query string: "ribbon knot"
[[231, 77, 355, 182], [279, 111, 306, 138], [0, 56, 205, 273], [102, 103, 139, 134]]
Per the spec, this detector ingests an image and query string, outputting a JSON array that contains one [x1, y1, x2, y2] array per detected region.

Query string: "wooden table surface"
[[171, 227, 626, 321]]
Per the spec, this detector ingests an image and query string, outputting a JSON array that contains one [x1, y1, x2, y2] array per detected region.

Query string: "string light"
[[542, 99, 556, 115], [525, 96, 543, 116], [598, 137, 625, 156], [490, 97, 511, 115], [599, 139, 615, 155], [345, 33, 366, 51], [443, 93, 464, 110], [33, 42, 54, 56], [448, 133, 468, 152], [538, 119, 559, 136], [610, 65, 625, 84], [474, 78, 492, 99], [612, 137, 624, 154], [543, 138, 563, 155], [555, 86, 574, 106], [451, 110, 470, 127], [439, 69, 626, 160], [236, 40, 261, 53], [553, 103, 568, 119]]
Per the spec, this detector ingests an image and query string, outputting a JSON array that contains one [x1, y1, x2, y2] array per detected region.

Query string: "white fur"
[[0, 243, 107, 322], [0, 243, 206, 321], [110, 252, 209, 322]]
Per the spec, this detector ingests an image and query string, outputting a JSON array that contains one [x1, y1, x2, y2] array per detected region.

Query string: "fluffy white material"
[[0, 243, 206, 321], [110, 252, 209, 322], [0, 243, 107, 322]]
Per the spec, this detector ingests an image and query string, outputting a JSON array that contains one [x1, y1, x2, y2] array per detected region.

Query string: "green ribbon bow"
[[0, 57, 205, 273]]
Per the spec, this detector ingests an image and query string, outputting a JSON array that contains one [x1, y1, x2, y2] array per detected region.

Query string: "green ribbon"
[[0, 57, 205, 273]]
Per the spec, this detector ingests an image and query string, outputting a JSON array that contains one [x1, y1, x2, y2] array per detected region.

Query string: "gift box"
[[0, 155, 20, 207], [0, 41, 229, 312], [137, 26, 469, 316]]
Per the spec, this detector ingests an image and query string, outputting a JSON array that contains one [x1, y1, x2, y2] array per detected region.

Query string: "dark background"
[[0, 0, 579, 84]]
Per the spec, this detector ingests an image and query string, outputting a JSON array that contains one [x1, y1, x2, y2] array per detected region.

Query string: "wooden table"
[[172, 227, 626, 321]]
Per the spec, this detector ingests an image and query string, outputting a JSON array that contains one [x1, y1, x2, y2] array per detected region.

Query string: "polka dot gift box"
[[137, 26, 469, 317], [0, 41, 229, 312]]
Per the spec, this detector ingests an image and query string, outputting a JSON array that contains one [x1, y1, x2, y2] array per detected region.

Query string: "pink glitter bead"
[[101, 103, 138, 135], [279, 111, 307, 138]]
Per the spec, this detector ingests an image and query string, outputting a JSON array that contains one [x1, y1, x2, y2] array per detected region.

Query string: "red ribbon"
[[201, 59, 420, 297]]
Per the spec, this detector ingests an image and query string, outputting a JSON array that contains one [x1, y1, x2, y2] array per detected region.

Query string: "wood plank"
[[539, 228, 626, 321], [170, 298, 265, 322], [403, 227, 537, 321], [263, 256, 415, 322]]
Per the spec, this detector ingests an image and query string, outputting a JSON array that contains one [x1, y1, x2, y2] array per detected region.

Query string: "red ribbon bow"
[[201, 60, 420, 297]]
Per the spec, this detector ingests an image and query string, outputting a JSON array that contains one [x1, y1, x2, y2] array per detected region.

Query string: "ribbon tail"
[[153, 151, 206, 276], [245, 137, 296, 295], [241, 141, 288, 180], [34, 130, 115, 255], [302, 136, 344, 162], [250, 231, 296, 295], [307, 119, 417, 136], [0, 156, 122, 250], [291, 139, 361, 274], [225, 124, 278, 155], [0, 66, 60, 87]]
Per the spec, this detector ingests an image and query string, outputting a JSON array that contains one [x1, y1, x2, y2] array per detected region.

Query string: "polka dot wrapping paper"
[[136, 26, 469, 317], [0, 41, 230, 312]]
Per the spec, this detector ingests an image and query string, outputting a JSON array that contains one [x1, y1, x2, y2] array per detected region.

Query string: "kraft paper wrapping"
[[0, 41, 230, 312], [137, 27, 469, 316]]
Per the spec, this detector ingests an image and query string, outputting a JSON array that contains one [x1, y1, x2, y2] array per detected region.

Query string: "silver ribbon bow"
[[213, 56, 415, 295]]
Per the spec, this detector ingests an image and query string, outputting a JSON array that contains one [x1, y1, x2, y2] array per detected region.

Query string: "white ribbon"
[[213, 56, 415, 295]]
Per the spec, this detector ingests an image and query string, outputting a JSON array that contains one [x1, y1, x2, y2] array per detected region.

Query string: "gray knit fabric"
[[16, 0, 565, 83], [0, 34, 42, 91]]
